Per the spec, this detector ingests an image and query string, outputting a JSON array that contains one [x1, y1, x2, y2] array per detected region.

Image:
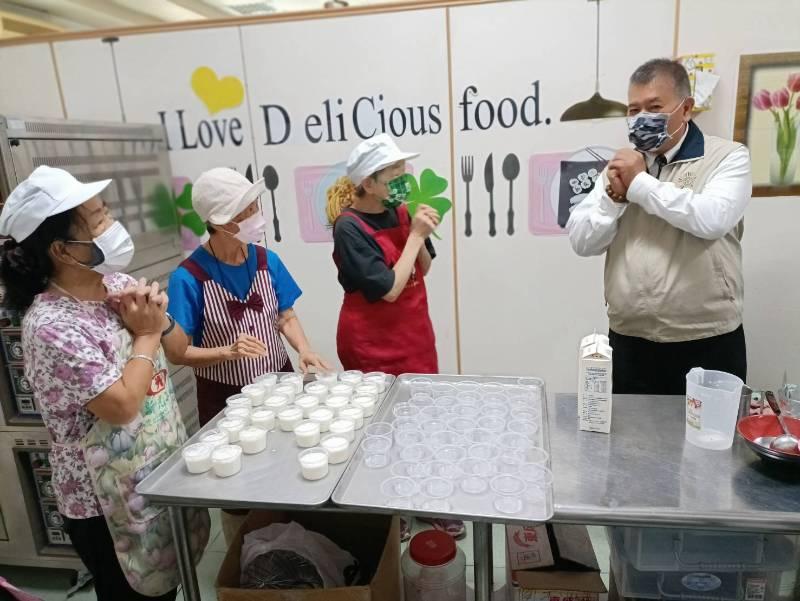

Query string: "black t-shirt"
[[333, 207, 436, 303]]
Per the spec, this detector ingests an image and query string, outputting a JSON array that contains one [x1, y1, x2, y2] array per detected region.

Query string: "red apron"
[[334, 205, 438, 376], [181, 244, 291, 425]]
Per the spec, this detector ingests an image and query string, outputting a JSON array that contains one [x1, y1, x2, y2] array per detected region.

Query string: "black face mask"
[[64, 240, 105, 268]]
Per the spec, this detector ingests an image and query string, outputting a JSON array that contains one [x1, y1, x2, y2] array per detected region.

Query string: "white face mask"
[[225, 212, 266, 245], [68, 221, 135, 275]]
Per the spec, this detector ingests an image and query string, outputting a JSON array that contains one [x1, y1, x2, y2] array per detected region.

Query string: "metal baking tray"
[[137, 373, 395, 510], [332, 374, 553, 525]]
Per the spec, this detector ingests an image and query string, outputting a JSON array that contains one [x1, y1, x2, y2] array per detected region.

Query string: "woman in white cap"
[[167, 167, 330, 426], [0, 166, 208, 600], [326, 134, 440, 375], [327, 136, 464, 540]]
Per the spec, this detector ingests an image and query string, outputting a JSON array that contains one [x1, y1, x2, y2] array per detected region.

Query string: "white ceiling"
[[0, 0, 423, 34]]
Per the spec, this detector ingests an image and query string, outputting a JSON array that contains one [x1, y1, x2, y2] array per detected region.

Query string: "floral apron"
[[56, 327, 210, 596]]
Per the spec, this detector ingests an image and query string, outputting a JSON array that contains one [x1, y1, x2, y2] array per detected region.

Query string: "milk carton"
[[578, 339, 613, 433]]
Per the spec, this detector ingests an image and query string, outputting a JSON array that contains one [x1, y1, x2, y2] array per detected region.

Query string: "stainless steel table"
[[550, 393, 800, 532], [140, 391, 800, 601]]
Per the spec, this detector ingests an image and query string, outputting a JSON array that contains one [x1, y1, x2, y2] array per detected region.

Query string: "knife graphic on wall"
[[485, 153, 496, 237]]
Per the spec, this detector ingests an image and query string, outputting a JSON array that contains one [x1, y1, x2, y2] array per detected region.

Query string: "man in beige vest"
[[567, 58, 751, 394]]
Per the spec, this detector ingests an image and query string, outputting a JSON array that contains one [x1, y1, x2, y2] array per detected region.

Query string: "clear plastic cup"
[[496, 450, 525, 474], [395, 429, 425, 448], [519, 447, 549, 466], [362, 436, 392, 468], [518, 463, 554, 487], [460, 475, 488, 495], [392, 403, 420, 419], [477, 415, 506, 433], [393, 417, 418, 432], [499, 432, 531, 451], [381, 476, 418, 500], [363, 372, 389, 392], [510, 407, 540, 423], [365, 422, 393, 439], [480, 382, 505, 396], [508, 420, 540, 440], [463, 428, 495, 445], [468, 443, 501, 460], [437, 444, 466, 464], [427, 460, 462, 480], [420, 405, 449, 420], [445, 417, 474, 435], [429, 430, 463, 448], [456, 392, 481, 406], [431, 382, 457, 398], [434, 395, 458, 410], [480, 403, 509, 419], [409, 393, 434, 408], [451, 405, 481, 419], [420, 419, 447, 434], [522, 482, 548, 505], [409, 377, 433, 396], [482, 392, 509, 405], [392, 460, 430, 480], [455, 381, 481, 394], [421, 477, 454, 499], [400, 444, 433, 462], [315, 371, 338, 387], [459, 457, 495, 478], [491, 474, 526, 514]]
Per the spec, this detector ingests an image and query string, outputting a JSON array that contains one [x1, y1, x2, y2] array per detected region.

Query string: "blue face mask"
[[626, 98, 686, 152]]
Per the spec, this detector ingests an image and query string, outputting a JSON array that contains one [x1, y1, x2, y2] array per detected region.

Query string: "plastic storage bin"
[[610, 529, 782, 600], [616, 527, 798, 572]]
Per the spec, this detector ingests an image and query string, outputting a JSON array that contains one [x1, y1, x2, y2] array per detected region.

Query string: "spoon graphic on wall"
[[262, 165, 282, 242], [502, 153, 520, 236]]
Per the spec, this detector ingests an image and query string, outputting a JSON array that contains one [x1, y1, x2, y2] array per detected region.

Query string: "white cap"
[[192, 168, 265, 225], [0, 166, 111, 242], [346, 134, 419, 187]]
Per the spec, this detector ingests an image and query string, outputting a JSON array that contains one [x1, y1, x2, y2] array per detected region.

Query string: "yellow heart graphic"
[[190, 66, 244, 115]]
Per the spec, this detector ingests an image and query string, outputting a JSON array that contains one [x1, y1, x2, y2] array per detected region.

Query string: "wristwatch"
[[161, 312, 176, 337]]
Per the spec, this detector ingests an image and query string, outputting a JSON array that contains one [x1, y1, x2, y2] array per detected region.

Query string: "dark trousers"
[[609, 325, 747, 395], [64, 515, 178, 601]]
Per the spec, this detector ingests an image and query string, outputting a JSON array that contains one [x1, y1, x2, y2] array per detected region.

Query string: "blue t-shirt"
[[167, 244, 302, 345]]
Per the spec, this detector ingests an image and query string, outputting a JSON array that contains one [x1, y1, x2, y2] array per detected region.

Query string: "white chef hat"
[[346, 134, 419, 187], [0, 166, 111, 242], [192, 167, 265, 225]]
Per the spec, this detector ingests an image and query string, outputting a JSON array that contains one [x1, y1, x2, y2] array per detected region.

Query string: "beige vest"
[[605, 132, 745, 342]]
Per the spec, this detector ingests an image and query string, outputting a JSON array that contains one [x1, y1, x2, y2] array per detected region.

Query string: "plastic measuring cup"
[[685, 368, 744, 450]]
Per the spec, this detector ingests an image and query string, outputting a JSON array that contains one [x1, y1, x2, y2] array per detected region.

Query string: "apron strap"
[[254, 244, 268, 271], [180, 256, 211, 282], [337, 209, 377, 236]]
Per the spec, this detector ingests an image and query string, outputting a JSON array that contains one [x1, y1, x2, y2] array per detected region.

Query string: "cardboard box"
[[578, 341, 613, 434], [507, 525, 607, 601], [506, 524, 555, 571], [217, 510, 400, 601]]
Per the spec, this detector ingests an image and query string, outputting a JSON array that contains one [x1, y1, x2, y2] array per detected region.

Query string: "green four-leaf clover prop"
[[402, 168, 452, 239]]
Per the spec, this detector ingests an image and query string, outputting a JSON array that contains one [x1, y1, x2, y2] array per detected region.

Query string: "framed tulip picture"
[[734, 52, 800, 197]]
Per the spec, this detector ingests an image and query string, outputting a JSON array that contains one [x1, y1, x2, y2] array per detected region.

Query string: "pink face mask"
[[226, 212, 266, 244]]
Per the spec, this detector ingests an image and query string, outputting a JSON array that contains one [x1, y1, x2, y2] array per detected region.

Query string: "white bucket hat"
[[0, 166, 111, 242], [346, 134, 419, 187], [192, 167, 265, 225]]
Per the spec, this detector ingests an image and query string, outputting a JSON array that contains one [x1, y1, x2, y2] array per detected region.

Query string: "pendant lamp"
[[561, 0, 628, 121]]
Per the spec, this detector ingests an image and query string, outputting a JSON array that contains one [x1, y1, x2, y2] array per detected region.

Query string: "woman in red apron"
[[326, 135, 463, 539], [0, 167, 208, 600], [167, 167, 330, 542]]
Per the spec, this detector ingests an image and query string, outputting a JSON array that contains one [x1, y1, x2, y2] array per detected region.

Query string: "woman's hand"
[[298, 350, 333, 374], [118, 278, 167, 337], [410, 205, 440, 239], [224, 333, 267, 361]]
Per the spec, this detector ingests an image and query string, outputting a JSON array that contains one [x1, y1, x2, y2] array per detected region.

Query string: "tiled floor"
[[1, 511, 612, 600]]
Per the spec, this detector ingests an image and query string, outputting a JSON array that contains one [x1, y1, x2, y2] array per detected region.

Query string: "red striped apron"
[[180, 245, 290, 425]]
